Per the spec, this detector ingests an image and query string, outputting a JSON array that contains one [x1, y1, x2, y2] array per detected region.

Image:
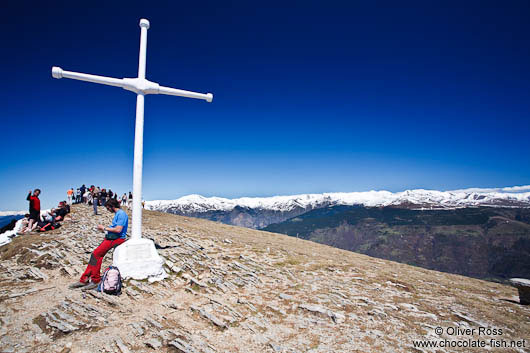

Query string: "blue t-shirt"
[[108, 209, 128, 239]]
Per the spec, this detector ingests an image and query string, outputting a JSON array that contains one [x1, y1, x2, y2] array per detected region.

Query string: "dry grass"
[[274, 256, 304, 267], [0, 233, 49, 261], [307, 335, 320, 350]]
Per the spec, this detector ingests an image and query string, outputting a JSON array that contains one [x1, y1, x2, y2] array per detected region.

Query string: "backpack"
[[98, 266, 122, 295]]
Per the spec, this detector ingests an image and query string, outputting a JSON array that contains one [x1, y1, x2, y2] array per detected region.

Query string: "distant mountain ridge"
[[263, 205, 530, 280], [145, 186, 530, 229], [0, 211, 25, 217]]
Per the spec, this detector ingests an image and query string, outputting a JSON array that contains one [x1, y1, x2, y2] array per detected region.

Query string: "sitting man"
[[37, 209, 62, 232], [42, 209, 56, 223], [69, 198, 128, 290], [54, 202, 70, 222]]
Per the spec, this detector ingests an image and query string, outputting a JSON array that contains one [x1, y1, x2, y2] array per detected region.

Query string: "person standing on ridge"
[[67, 188, 74, 206], [69, 198, 128, 290], [92, 185, 99, 215], [100, 188, 107, 207], [80, 184, 86, 203], [75, 188, 81, 204], [26, 189, 41, 232]]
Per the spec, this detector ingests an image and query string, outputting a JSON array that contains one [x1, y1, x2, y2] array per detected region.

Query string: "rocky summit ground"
[[0, 205, 528, 353]]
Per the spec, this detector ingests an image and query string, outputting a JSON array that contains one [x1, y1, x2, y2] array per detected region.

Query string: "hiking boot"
[[69, 281, 88, 289], [81, 282, 99, 291]]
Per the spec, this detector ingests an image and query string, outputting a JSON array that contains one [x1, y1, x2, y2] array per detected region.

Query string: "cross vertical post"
[[131, 19, 150, 241], [51, 18, 213, 280]]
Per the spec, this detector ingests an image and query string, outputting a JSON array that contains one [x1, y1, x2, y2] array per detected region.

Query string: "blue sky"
[[1, 1, 529, 210]]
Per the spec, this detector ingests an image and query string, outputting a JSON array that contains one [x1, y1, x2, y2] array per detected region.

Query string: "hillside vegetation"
[[263, 206, 530, 281]]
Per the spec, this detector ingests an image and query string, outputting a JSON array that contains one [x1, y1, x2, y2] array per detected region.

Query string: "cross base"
[[113, 237, 167, 281]]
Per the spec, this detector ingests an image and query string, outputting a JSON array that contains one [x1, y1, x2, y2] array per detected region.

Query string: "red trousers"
[[80, 238, 126, 283]]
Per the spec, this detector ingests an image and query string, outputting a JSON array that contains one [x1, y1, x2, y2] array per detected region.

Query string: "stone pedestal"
[[509, 278, 530, 305], [113, 238, 166, 281]]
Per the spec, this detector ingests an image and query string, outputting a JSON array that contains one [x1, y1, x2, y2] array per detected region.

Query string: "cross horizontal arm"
[[52, 67, 213, 102], [158, 85, 213, 102], [52, 67, 125, 88]]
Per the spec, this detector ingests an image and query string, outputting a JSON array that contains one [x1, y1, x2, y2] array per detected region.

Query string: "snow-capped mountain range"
[[0, 211, 25, 217], [145, 185, 530, 229]]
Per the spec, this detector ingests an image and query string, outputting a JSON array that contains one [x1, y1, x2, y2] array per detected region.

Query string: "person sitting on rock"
[[54, 202, 70, 222], [70, 198, 128, 290], [16, 215, 30, 234], [42, 209, 56, 223]]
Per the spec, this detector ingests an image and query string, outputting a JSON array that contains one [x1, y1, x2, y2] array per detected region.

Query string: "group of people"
[[63, 185, 130, 289], [0, 186, 132, 292], [67, 185, 134, 215], [30, 187, 130, 291], [64, 186, 130, 289], [0, 189, 71, 246], [26, 189, 71, 232]]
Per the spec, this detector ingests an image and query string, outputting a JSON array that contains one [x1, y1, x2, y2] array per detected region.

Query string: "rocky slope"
[[145, 187, 530, 229], [0, 205, 528, 352]]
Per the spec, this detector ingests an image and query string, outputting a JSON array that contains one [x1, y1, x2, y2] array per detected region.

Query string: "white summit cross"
[[52, 19, 213, 280]]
